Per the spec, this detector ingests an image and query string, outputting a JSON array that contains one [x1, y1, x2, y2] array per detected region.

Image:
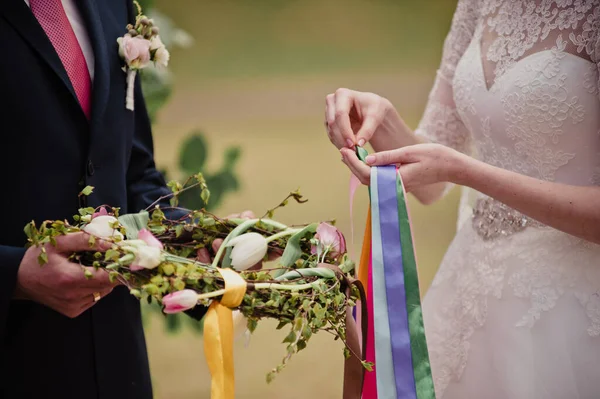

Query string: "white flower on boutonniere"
[[150, 35, 170, 69], [117, 1, 170, 111]]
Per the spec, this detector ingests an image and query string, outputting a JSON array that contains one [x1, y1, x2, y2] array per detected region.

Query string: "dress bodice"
[[454, 23, 600, 187], [415, 0, 600, 237]]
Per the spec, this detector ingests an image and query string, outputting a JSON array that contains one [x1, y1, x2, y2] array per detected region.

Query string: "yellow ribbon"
[[204, 267, 247, 399], [358, 208, 371, 297]]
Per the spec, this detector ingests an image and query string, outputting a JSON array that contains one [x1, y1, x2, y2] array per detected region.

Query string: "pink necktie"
[[30, 0, 92, 119]]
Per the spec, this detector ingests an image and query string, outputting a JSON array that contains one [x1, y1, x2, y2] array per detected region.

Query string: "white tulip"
[[130, 245, 163, 270], [225, 232, 268, 270], [83, 215, 124, 239]]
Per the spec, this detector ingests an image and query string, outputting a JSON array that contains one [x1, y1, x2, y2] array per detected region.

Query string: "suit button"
[[87, 160, 95, 176]]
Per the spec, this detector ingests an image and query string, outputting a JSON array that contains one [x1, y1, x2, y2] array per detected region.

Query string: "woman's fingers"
[[341, 148, 371, 185], [355, 115, 379, 147], [333, 89, 357, 148], [365, 147, 418, 166], [325, 94, 340, 144]]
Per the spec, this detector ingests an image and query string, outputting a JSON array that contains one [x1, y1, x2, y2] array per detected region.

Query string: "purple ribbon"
[[377, 166, 416, 398]]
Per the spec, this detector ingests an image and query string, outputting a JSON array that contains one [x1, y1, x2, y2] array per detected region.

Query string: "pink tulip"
[[92, 207, 108, 219], [162, 290, 198, 314], [137, 228, 163, 249], [314, 223, 346, 257]]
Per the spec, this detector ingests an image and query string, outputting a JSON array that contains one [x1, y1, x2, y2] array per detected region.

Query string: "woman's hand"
[[340, 143, 469, 193], [325, 88, 407, 149]]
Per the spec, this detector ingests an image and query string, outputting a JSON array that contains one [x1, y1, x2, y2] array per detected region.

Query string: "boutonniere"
[[117, 1, 170, 111]]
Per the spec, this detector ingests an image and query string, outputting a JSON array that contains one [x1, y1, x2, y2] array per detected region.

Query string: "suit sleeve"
[[0, 245, 27, 338]]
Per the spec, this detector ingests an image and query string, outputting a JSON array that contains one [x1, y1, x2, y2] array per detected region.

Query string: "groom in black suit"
[[0, 0, 208, 397]]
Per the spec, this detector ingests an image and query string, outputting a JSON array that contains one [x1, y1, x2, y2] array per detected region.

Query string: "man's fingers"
[[341, 148, 371, 185], [224, 211, 254, 220], [240, 210, 255, 219], [197, 248, 212, 263], [80, 267, 116, 288], [54, 232, 109, 253], [212, 239, 224, 254], [267, 247, 283, 261]]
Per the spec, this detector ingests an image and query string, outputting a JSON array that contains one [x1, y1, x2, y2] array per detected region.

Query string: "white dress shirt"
[[24, 0, 95, 80]]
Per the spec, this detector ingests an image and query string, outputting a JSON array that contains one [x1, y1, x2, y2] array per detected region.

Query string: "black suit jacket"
[[0, 1, 205, 397]]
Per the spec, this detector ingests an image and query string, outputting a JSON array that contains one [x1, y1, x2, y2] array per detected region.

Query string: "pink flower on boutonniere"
[[117, 1, 169, 111], [117, 34, 151, 69]]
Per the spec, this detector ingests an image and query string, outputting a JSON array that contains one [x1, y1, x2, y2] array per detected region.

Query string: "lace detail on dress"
[[481, 1, 599, 86], [500, 36, 581, 180], [415, 95, 472, 154]]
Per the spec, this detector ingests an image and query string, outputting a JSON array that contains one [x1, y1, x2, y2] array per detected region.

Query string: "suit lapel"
[[78, 0, 110, 131], [0, 0, 79, 108]]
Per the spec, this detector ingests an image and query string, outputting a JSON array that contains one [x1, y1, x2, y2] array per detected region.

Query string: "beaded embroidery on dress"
[[415, 1, 600, 398]]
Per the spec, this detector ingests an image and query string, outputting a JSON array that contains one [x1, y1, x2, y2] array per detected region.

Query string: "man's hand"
[[14, 232, 117, 318], [197, 211, 280, 269]]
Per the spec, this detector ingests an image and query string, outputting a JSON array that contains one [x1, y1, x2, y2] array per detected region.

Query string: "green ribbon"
[[396, 170, 436, 399]]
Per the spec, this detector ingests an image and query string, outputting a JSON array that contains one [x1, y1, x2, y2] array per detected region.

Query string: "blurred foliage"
[[176, 135, 241, 211], [137, 0, 242, 334]]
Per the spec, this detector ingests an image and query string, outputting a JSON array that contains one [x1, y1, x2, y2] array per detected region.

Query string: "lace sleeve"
[[414, 0, 478, 155]]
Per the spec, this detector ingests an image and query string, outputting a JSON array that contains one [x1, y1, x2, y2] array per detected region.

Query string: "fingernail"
[[365, 155, 375, 164], [358, 139, 365, 147], [346, 139, 354, 148]]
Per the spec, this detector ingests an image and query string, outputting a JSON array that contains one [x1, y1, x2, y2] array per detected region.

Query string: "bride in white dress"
[[324, 1, 600, 398]]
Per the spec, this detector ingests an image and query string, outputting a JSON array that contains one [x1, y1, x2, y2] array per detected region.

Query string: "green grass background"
[[147, 1, 460, 397]]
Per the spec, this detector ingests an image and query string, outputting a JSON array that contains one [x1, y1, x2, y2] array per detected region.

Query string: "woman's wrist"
[[448, 149, 477, 187], [369, 101, 417, 152]]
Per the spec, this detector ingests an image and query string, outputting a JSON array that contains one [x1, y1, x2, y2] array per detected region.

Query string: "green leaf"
[[279, 223, 318, 267], [118, 211, 150, 239], [104, 249, 120, 262], [175, 224, 184, 238], [297, 339, 307, 351], [161, 263, 175, 276], [275, 320, 288, 330], [179, 134, 207, 173], [247, 318, 258, 333], [109, 271, 119, 283], [282, 330, 296, 344], [37, 249, 48, 265], [79, 186, 94, 196]]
